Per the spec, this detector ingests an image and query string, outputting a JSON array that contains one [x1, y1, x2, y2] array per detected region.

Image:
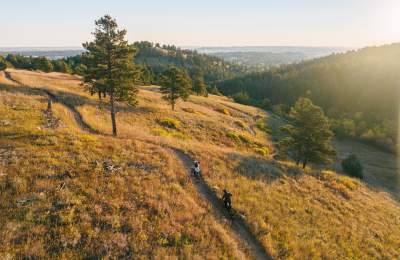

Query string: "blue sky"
[[1, 0, 399, 47]]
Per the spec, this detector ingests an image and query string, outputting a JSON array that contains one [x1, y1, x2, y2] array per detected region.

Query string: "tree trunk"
[[302, 158, 307, 169], [172, 102, 175, 111], [47, 99, 52, 112], [98, 91, 102, 100], [110, 91, 117, 136]]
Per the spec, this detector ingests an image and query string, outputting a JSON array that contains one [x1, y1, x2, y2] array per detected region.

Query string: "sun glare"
[[378, 1, 400, 42]]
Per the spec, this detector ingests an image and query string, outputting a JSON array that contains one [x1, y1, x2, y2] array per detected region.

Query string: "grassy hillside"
[[218, 43, 400, 153], [1, 69, 399, 259]]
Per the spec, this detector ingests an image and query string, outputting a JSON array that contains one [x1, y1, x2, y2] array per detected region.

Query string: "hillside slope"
[[0, 69, 399, 259], [218, 43, 400, 152]]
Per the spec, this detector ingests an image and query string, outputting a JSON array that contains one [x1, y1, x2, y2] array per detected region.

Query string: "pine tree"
[[33, 57, 53, 72], [279, 98, 336, 168], [0, 56, 7, 71], [82, 15, 139, 136], [160, 67, 191, 110], [52, 60, 72, 73], [192, 71, 207, 96]]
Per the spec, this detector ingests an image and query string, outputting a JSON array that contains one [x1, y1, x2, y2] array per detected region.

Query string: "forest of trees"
[[0, 41, 245, 94], [132, 41, 245, 88], [218, 44, 400, 153]]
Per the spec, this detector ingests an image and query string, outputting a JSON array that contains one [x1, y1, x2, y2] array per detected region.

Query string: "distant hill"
[[0, 48, 83, 60], [218, 43, 400, 152], [192, 46, 352, 68], [209, 51, 307, 68]]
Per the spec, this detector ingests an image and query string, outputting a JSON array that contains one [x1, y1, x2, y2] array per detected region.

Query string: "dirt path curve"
[[5, 70, 272, 259], [172, 148, 272, 260], [42, 89, 101, 135], [4, 71, 101, 135]]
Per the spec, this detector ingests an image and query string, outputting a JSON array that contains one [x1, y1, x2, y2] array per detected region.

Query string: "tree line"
[[1, 41, 245, 95], [218, 44, 400, 153]]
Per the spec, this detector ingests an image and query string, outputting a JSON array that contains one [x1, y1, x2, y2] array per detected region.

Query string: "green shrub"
[[255, 119, 272, 134], [216, 107, 230, 115], [158, 117, 181, 129], [151, 127, 170, 136], [254, 147, 269, 157], [227, 131, 256, 146], [232, 91, 251, 104], [341, 154, 363, 179], [238, 134, 252, 144], [226, 131, 240, 143]]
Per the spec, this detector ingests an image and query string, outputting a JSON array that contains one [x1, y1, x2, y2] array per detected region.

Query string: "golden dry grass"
[[1, 69, 400, 259], [0, 71, 250, 259]]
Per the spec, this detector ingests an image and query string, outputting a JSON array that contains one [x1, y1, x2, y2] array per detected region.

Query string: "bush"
[[341, 154, 363, 179], [238, 134, 252, 144], [158, 117, 180, 129], [226, 131, 241, 143], [255, 119, 271, 134], [254, 147, 269, 157], [216, 107, 230, 115], [232, 91, 251, 104], [151, 127, 170, 136]]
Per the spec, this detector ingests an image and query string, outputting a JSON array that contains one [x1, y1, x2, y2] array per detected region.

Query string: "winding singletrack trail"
[[4, 71, 101, 135], [5, 70, 272, 259], [42, 89, 101, 135], [172, 148, 272, 260]]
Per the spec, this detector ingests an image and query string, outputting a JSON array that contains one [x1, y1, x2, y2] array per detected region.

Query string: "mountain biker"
[[222, 189, 232, 210], [192, 160, 201, 178]]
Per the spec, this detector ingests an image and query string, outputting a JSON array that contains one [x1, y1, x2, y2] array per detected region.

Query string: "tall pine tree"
[[82, 15, 139, 136], [160, 67, 191, 110], [192, 70, 207, 96], [279, 98, 336, 168]]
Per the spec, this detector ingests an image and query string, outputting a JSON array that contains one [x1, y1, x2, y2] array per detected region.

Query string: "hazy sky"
[[1, 0, 400, 47]]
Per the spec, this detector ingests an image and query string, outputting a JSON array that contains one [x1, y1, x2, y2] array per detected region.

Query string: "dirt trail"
[[42, 89, 101, 135], [4, 71, 101, 135], [172, 148, 272, 260], [5, 70, 272, 259]]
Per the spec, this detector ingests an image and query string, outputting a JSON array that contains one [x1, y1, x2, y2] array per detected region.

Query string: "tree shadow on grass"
[[228, 152, 304, 185]]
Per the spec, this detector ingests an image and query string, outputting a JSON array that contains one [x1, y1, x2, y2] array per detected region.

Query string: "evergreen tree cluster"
[[0, 54, 74, 73]]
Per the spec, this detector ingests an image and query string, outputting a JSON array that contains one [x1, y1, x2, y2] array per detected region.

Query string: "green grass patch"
[[158, 117, 181, 129], [226, 131, 241, 143], [151, 127, 170, 137]]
